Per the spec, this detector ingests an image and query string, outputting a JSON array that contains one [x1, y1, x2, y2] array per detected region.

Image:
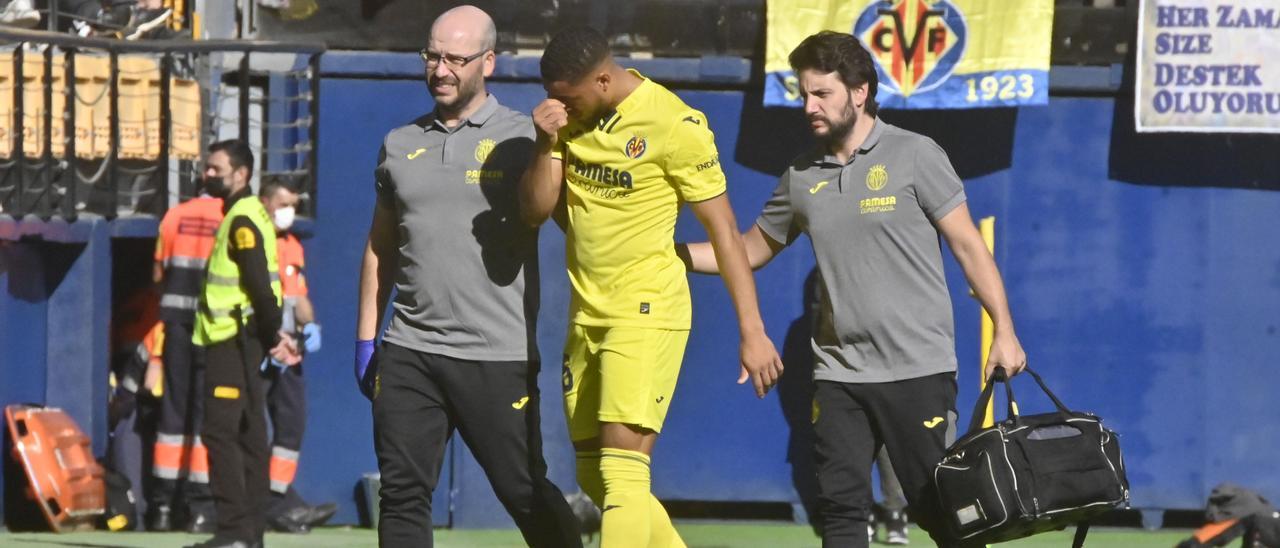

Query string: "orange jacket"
[[155, 196, 223, 323]]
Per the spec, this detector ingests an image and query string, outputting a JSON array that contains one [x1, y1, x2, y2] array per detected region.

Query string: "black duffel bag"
[[934, 367, 1129, 547]]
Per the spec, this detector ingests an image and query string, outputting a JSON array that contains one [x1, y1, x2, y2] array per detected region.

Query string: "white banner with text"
[[1137, 0, 1280, 133]]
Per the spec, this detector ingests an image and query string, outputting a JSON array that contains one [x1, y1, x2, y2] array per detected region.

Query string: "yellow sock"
[[575, 450, 604, 506], [648, 493, 686, 548], [600, 448, 653, 548]]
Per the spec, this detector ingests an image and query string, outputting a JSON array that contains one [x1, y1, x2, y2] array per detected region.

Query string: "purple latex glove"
[[355, 339, 377, 400]]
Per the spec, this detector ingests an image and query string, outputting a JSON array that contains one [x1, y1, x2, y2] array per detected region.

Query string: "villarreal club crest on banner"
[[856, 0, 966, 99], [764, 0, 1053, 110]]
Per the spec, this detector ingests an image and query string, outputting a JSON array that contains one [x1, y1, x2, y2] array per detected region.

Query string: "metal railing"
[[0, 27, 324, 222], [254, 0, 1133, 66]]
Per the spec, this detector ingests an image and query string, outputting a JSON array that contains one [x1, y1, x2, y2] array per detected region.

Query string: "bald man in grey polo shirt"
[[354, 6, 580, 547], [682, 32, 1026, 548]]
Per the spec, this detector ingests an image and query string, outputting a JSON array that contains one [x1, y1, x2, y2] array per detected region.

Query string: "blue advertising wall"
[[3, 55, 1279, 528]]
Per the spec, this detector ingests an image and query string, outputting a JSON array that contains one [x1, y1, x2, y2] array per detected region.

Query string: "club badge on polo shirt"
[[466, 139, 503, 185], [859, 163, 896, 215], [474, 139, 495, 163], [866, 164, 888, 191]]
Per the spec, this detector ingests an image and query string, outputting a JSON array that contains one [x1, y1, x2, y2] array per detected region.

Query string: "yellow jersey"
[[557, 71, 726, 329]]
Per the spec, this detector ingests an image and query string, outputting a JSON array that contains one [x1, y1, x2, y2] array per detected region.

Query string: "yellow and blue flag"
[[765, 0, 1054, 109]]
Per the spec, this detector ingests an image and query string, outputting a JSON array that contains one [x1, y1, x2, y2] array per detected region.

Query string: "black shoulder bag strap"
[[1072, 521, 1090, 548]]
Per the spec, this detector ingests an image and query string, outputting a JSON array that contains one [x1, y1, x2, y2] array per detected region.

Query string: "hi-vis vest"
[[193, 196, 281, 346]]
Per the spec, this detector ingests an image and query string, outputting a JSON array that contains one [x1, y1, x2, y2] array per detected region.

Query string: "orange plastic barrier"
[[0, 51, 12, 158], [171, 75, 202, 160], [74, 53, 110, 159], [20, 53, 52, 159], [4, 404, 106, 532], [117, 55, 157, 160], [49, 56, 67, 159], [0, 52, 201, 161]]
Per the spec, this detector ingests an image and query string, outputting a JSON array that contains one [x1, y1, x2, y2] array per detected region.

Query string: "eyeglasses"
[[419, 49, 488, 69]]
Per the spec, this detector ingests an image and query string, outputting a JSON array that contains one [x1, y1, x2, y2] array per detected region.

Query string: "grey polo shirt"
[[756, 120, 967, 383], [374, 95, 538, 362]]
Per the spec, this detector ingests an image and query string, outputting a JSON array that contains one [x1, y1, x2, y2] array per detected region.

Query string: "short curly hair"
[[540, 26, 610, 84]]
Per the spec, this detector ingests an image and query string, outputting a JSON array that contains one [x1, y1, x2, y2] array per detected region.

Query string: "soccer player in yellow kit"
[[520, 27, 784, 547]]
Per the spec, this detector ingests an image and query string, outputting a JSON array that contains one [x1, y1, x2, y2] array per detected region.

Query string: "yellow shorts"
[[561, 324, 689, 441]]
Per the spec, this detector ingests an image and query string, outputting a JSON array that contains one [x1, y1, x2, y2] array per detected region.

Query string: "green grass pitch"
[[1, 522, 1189, 547]]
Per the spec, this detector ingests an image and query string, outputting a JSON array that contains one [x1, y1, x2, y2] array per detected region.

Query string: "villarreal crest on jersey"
[[556, 71, 726, 329]]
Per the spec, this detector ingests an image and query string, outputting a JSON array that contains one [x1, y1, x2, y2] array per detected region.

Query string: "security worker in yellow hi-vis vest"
[[188, 139, 301, 548]]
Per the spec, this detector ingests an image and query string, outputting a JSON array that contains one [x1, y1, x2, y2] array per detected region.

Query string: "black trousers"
[[202, 329, 269, 543], [152, 321, 214, 516], [874, 445, 907, 513], [372, 343, 581, 548], [813, 372, 960, 548]]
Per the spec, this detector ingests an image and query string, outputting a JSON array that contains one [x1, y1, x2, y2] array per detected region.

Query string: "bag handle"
[[965, 366, 1075, 435], [1021, 366, 1074, 416], [966, 369, 1018, 435]]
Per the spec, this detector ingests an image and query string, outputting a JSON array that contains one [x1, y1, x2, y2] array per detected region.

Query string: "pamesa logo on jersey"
[[854, 0, 967, 98]]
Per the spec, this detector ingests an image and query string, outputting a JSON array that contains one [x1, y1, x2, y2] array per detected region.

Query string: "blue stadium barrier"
[[4, 50, 1280, 529]]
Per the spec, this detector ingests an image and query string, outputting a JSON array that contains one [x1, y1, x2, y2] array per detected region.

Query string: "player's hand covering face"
[[544, 76, 607, 125], [532, 98, 570, 144]]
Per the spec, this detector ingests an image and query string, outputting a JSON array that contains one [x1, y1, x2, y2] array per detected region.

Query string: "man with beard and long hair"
[[679, 31, 1027, 548], [354, 5, 581, 547]]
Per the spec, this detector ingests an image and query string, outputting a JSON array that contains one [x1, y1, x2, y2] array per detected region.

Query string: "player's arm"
[[688, 196, 784, 398], [519, 99, 568, 227], [550, 188, 569, 233], [936, 203, 1026, 379], [681, 171, 794, 274], [679, 224, 784, 274], [357, 199, 397, 341], [671, 111, 783, 397]]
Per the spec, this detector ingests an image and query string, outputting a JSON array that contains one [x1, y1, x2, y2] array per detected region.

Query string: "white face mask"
[[273, 206, 295, 231]]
